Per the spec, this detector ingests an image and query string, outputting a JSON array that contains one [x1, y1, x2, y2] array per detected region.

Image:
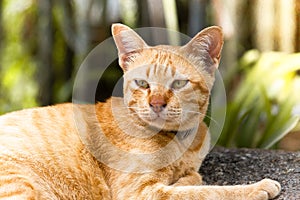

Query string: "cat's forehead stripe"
[[153, 64, 158, 75], [146, 66, 150, 78], [148, 52, 177, 78]]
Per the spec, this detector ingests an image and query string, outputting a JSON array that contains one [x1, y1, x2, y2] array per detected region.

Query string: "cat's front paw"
[[248, 178, 281, 200]]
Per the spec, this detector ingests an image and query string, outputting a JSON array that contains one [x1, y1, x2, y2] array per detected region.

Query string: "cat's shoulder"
[[0, 97, 124, 125], [0, 103, 73, 119], [0, 104, 84, 132]]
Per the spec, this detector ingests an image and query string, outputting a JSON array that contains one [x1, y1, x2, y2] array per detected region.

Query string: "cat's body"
[[0, 24, 280, 199], [0, 98, 208, 199], [0, 103, 109, 199]]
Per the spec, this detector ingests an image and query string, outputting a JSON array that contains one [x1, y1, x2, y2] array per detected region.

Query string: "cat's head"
[[112, 23, 223, 131]]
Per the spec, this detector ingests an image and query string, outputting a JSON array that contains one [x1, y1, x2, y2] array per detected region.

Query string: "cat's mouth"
[[148, 110, 168, 121], [137, 108, 182, 126], [131, 106, 203, 132], [152, 113, 179, 122]]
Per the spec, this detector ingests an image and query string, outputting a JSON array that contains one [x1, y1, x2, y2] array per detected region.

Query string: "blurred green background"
[[0, 0, 299, 150]]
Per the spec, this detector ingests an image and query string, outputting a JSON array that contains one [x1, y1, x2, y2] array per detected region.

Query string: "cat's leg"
[[172, 171, 203, 186], [0, 169, 37, 200], [136, 178, 281, 200], [0, 157, 47, 200]]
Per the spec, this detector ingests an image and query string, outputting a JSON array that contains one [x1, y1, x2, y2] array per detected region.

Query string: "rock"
[[199, 147, 300, 200]]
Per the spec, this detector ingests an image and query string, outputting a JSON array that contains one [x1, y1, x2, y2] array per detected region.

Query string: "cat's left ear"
[[181, 26, 223, 74], [112, 23, 148, 71]]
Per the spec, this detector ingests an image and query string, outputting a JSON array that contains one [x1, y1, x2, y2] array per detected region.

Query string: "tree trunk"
[[295, 0, 300, 52], [57, 0, 76, 50], [37, 0, 54, 106], [254, 0, 276, 51], [0, 0, 3, 63], [188, 0, 207, 36], [137, 0, 150, 27], [73, 0, 92, 70], [146, 0, 167, 45], [254, 0, 296, 53], [276, 0, 296, 53], [147, 0, 165, 27]]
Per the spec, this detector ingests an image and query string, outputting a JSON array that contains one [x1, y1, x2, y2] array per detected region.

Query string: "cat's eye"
[[135, 80, 149, 89], [171, 80, 189, 90]]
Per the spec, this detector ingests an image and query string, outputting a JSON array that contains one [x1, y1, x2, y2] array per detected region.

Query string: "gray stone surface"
[[199, 147, 300, 200]]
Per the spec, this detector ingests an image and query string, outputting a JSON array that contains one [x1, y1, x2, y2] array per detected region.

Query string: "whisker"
[[183, 110, 220, 127], [173, 117, 182, 124], [126, 106, 140, 109]]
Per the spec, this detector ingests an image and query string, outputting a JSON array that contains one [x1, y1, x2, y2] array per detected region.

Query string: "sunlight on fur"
[[0, 23, 281, 199]]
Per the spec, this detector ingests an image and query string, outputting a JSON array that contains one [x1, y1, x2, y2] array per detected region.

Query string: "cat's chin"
[[140, 117, 189, 132]]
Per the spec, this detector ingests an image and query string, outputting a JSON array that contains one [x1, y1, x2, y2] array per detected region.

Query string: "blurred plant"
[[218, 50, 300, 149], [0, 0, 38, 114]]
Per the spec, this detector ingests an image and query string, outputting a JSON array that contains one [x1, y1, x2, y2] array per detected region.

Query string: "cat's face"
[[122, 48, 210, 131], [112, 24, 223, 131]]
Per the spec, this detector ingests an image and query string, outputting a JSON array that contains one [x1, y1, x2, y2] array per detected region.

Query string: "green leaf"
[[259, 116, 300, 149]]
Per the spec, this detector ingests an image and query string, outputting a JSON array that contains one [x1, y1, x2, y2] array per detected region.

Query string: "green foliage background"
[[0, 0, 299, 149], [0, 0, 38, 113], [219, 51, 300, 148]]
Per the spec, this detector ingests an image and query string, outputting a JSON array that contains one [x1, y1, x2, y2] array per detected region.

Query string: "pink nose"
[[149, 95, 167, 113]]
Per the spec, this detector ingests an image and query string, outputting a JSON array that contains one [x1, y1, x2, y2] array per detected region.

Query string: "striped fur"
[[0, 24, 280, 199]]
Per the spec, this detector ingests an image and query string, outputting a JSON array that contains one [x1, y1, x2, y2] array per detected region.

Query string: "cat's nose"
[[149, 95, 167, 113]]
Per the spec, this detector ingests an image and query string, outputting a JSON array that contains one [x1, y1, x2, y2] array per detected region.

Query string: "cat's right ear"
[[181, 26, 223, 75], [112, 23, 148, 71]]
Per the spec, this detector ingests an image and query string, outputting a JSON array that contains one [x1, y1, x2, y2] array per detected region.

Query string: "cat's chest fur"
[[79, 97, 208, 175]]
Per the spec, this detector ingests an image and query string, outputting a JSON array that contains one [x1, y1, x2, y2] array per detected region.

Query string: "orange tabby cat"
[[0, 23, 281, 199]]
